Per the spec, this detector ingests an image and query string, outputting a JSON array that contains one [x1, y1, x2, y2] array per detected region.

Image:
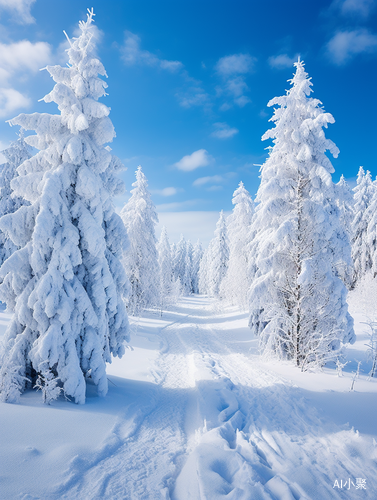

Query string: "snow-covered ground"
[[1, 294, 376, 500]]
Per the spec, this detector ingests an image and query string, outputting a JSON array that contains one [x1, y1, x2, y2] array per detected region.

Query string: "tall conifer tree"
[[121, 166, 159, 314], [249, 59, 354, 369], [0, 10, 129, 404]]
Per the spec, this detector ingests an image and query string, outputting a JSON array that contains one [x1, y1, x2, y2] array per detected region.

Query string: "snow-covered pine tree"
[[249, 59, 354, 370], [120, 166, 159, 314], [0, 9, 129, 404], [352, 167, 374, 286], [207, 210, 229, 298], [157, 226, 173, 312], [172, 235, 190, 294], [0, 134, 32, 271], [198, 241, 212, 294], [191, 239, 203, 294], [334, 175, 354, 288], [184, 240, 194, 294], [220, 182, 254, 309]]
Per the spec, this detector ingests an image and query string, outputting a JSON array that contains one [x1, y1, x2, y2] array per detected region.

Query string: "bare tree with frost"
[[121, 166, 159, 315], [249, 59, 354, 370], [0, 10, 129, 404], [352, 167, 374, 286], [220, 182, 254, 310], [0, 135, 32, 271]]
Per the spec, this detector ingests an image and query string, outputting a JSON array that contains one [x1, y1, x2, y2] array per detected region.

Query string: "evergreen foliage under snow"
[[0, 135, 32, 272], [121, 166, 159, 315], [248, 59, 355, 370], [0, 10, 130, 404], [220, 182, 254, 309], [352, 167, 375, 286]]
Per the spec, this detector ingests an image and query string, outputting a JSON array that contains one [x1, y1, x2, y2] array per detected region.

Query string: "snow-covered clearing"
[[1, 295, 376, 500]]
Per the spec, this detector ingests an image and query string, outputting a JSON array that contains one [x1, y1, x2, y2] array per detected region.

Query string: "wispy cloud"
[[215, 53, 255, 109], [332, 0, 375, 18], [177, 84, 210, 109], [156, 199, 203, 212], [0, 87, 31, 117], [0, 40, 52, 83], [121, 31, 183, 72], [0, 39, 52, 118], [193, 172, 236, 187], [216, 54, 255, 76], [174, 149, 212, 172], [210, 122, 238, 139], [268, 53, 299, 69], [151, 187, 181, 197], [326, 28, 377, 64], [0, 0, 36, 24]]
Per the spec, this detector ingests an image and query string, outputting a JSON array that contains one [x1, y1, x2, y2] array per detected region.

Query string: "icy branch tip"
[[79, 7, 95, 31]]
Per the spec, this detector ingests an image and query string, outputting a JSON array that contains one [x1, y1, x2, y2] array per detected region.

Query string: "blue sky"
[[0, 0, 376, 244]]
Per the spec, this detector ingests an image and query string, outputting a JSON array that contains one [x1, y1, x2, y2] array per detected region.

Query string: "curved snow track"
[[31, 297, 377, 499]]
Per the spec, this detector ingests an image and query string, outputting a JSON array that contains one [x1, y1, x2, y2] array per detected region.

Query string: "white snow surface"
[[0, 294, 376, 499]]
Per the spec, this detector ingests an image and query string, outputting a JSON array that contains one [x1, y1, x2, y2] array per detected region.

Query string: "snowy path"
[[1, 296, 377, 499]]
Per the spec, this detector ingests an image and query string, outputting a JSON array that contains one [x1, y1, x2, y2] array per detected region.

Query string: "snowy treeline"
[[120, 167, 203, 315]]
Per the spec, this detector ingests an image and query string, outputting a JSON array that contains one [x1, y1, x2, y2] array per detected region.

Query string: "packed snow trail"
[[2, 296, 376, 499]]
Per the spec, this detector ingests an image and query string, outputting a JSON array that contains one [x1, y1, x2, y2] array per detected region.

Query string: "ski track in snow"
[[18, 296, 377, 499]]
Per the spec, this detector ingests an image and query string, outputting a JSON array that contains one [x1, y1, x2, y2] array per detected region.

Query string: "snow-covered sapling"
[[350, 361, 362, 391]]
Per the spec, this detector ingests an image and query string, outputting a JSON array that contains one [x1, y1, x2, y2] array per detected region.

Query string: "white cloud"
[[327, 29, 377, 64], [0, 40, 52, 83], [121, 31, 183, 73], [211, 122, 238, 139], [177, 87, 210, 108], [193, 175, 225, 187], [215, 53, 255, 76], [268, 53, 299, 69], [0, 0, 35, 24], [174, 149, 212, 172], [335, 0, 375, 18], [151, 187, 179, 197], [0, 87, 31, 118], [215, 53, 255, 109], [156, 211, 231, 247]]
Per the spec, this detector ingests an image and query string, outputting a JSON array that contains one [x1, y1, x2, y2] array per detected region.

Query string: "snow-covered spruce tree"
[[198, 241, 211, 294], [334, 175, 354, 288], [220, 182, 254, 309], [184, 240, 194, 294], [120, 166, 159, 315], [157, 226, 173, 312], [0, 134, 32, 271], [172, 234, 191, 295], [191, 239, 203, 294], [352, 167, 374, 286], [0, 10, 129, 404], [207, 210, 229, 298], [249, 59, 355, 370]]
